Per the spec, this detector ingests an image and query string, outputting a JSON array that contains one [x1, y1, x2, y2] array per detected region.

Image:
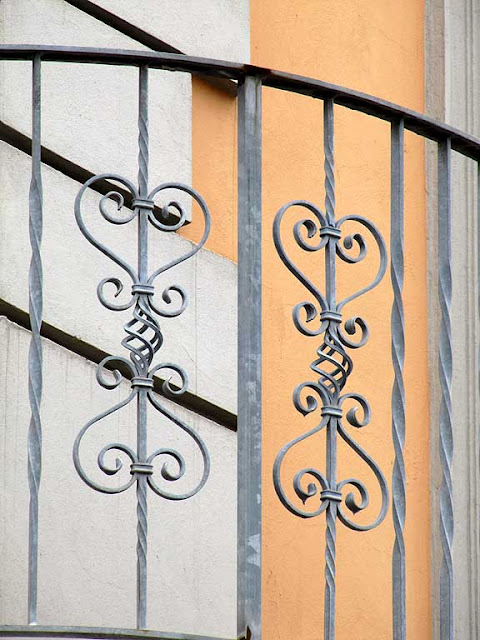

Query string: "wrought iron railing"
[[0, 44, 480, 640]]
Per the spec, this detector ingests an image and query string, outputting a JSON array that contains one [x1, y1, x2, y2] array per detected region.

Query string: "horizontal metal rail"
[[1, 45, 480, 158], [0, 626, 242, 640]]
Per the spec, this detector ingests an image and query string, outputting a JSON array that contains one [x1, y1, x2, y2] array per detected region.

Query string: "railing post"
[[237, 73, 262, 640]]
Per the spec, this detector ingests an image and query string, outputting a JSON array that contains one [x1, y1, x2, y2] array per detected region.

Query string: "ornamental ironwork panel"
[[72, 65, 211, 630], [272, 98, 389, 640]]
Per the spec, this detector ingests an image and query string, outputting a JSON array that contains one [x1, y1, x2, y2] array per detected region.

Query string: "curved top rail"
[[2, 44, 480, 160]]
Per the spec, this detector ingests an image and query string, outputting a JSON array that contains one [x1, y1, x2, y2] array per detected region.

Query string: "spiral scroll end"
[[345, 492, 362, 514]]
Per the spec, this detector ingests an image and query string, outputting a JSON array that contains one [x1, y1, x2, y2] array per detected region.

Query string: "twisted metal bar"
[[323, 99, 337, 640], [72, 64, 211, 631], [138, 65, 149, 199], [272, 99, 389, 640], [324, 98, 335, 225], [136, 387, 148, 630], [438, 138, 453, 640], [27, 54, 43, 626], [391, 120, 406, 640], [136, 65, 150, 629], [324, 408, 338, 640], [324, 503, 337, 640]]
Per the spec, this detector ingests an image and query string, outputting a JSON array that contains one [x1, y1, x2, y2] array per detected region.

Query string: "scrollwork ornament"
[[273, 200, 328, 336], [72, 67, 214, 631], [74, 175, 211, 501], [272, 193, 389, 557]]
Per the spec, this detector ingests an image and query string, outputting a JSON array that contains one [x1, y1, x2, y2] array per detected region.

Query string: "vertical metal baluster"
[[391, 119, 406, 640], [237, 74, 262, 640], [324, 422, 338, 640], [438, 138, 453, 640], [323, 97, 337, 640], [136, 63, 149, 630], [27, 54, 43, 626]]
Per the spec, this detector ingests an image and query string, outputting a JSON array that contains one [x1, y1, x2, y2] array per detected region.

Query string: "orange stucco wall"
[[191, 1, 430, 638], [252, 2, 429, 639], [188, 77, 237, 261]]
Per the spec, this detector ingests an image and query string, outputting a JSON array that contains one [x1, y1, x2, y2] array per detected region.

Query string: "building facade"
[[0, 1, 479, 640]]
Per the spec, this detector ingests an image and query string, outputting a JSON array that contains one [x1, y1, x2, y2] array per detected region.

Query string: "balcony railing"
[[0, 44, 479, 640]]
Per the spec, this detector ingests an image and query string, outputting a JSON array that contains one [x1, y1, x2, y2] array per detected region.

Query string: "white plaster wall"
[[0, 0, 240, 414], [92, 0, 250, 63], [0, 0, 191, 200], [0, 317, 237, 637], [0, 0, 245, 634]]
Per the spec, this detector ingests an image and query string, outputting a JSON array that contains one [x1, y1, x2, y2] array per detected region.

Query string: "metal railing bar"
[[61, 0, 236, 95], [0, 625, 242, 640], [0, 300, 237, 432], [391, 119, 406, 640], [263, 70, 480, 158], [136, 63, 149, 630], [237, 75, 262, 640], [27, 53, 43, 626], [0, 121, 182, 227], [323, 96, 337, 640], [0, 46, 242, 84], [438, 138, 453, 640], [1, 46, 480, 158], [71, 57, 213, 626]]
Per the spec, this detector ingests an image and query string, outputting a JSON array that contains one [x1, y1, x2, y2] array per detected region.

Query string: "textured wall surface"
[[0, 318, 237, 636], [425, 1, 480, 638], [0, 0, 248, 635], [92, 0, 250, 62], [252, 1, 429, 639], [0, 143, 237, 414]]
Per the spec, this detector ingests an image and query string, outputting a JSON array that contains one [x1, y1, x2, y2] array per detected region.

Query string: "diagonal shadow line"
[[0, 120, 182, 225], [0, 298, 237, 432], [61, 0, 237, 95], [0, 125, 237, 430]]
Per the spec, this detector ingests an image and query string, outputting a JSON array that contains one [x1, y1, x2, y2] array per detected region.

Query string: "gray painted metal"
[[71, 66, 211, 630], [27, 54, 43, 626], [136, 64, 149, 630], [237, 75, 262, 640], [272, 98, 389, 640], [323, 98, 338, 640], [1, 46, 480, 158], [438, 139, 453, 640], [391, 120, 406, 640], [0, 626, 238, 640]]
